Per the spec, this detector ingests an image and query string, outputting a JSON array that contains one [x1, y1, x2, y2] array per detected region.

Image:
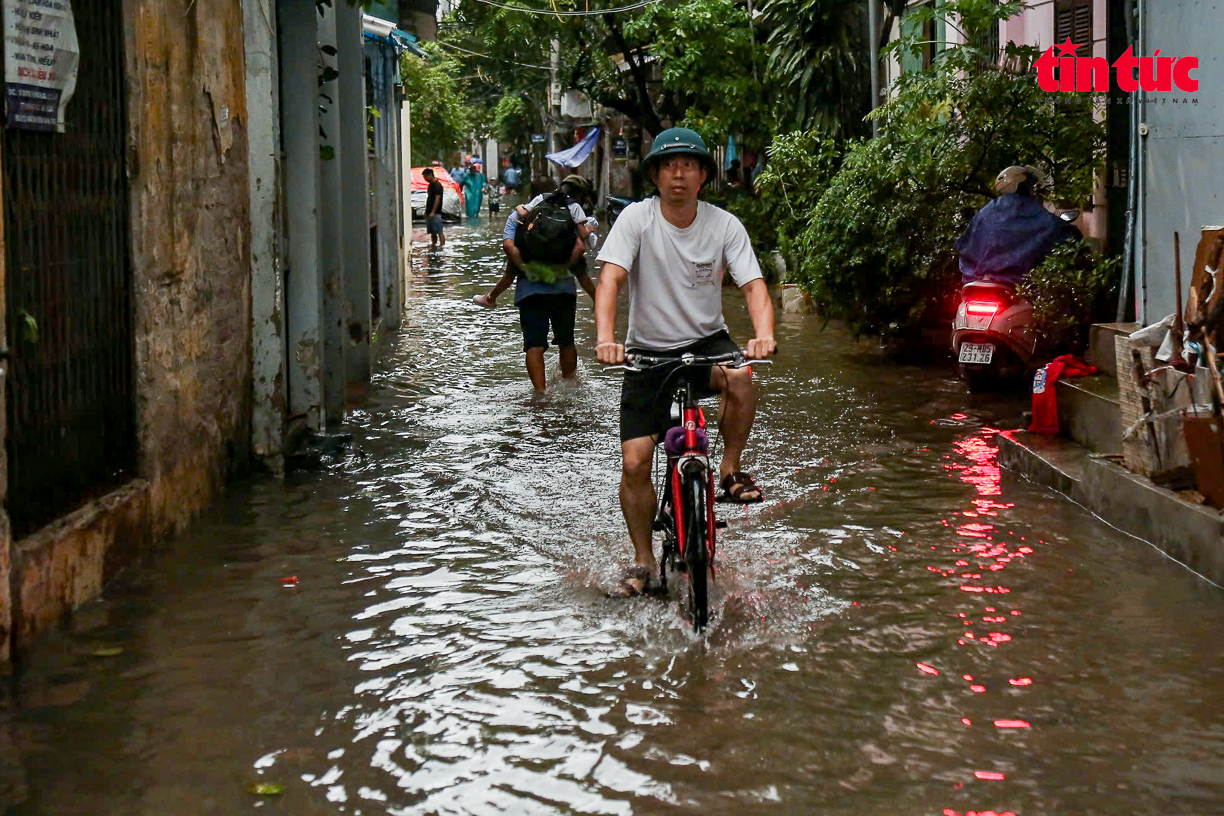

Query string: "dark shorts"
[[427, 214, 444, 235], [518, 293, 577, 352], [620, 330, 739, 442]]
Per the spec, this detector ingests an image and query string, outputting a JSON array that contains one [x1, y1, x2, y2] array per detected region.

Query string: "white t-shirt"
[[596, 198, 763, 350]]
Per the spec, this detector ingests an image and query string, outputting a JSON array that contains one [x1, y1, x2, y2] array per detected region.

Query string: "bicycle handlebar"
[[605, 350, 773, 374]]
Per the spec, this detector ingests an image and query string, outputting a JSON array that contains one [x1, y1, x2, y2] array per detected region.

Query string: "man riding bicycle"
[[594, 127, 777, 597]]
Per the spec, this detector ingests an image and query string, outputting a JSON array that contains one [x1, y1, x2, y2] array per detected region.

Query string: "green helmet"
[[643, 127, 717, 178]]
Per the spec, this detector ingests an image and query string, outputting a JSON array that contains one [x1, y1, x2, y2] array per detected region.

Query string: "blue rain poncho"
[[955, 194, 1081, 285]]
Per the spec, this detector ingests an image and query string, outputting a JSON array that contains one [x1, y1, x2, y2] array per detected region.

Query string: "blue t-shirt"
[[502, 212, 576, 304]]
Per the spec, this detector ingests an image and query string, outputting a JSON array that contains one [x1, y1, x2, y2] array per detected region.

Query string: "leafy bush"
[[771, 0, 1106, 338], [1019, 240, 1119, 353], [752, 130, 842, 275]]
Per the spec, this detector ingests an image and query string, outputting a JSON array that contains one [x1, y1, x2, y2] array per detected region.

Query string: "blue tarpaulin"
[[546, 127, 601, 169]]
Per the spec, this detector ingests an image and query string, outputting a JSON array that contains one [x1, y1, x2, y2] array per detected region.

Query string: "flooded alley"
[[7, 218, 1224, 816]]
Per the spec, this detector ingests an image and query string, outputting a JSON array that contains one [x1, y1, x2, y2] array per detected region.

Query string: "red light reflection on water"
[[923, 426, 1041, 810]]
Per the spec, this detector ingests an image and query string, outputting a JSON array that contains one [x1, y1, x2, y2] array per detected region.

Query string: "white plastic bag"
[[1128, 314, 1174, 346]]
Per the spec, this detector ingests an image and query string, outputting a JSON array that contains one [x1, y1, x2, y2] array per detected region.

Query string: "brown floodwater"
[[6, 217, 1224, 816]]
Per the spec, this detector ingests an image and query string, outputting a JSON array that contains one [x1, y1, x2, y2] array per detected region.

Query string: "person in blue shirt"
[[471, 175, 597, 390], [503, 164, 522, 191]]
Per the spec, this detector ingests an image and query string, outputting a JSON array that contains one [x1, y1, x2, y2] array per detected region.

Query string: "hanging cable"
[[433, 39, 553, 70]]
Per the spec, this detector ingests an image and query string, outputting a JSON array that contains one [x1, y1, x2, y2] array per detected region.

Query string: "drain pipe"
[[1137, 0, 1148, 324], [1118, 0, 1138, 322]]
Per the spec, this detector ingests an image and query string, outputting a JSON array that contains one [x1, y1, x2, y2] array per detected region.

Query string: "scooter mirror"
[[1058, 209, 1081, 222]]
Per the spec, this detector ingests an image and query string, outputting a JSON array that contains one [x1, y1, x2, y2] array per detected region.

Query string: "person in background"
[[503, 163, 522, 191], [464, 162, 486, 219], [487, 180, 502, 217], [422, 167, 445, 249], [472, 175, 598, 391]]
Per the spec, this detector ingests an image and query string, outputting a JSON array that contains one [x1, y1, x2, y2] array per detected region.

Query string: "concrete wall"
[[4, 0, 255, 658], [1136, 0, 1223, 324], [124, 0, 253, 540], [245, 0, 287, 472]]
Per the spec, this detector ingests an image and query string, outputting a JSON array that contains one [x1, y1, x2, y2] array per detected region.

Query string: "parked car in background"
[[411, 167, 465, 221]]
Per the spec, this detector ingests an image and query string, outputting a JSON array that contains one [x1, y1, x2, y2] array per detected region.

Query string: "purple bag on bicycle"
[[664, 425, 708, 456]]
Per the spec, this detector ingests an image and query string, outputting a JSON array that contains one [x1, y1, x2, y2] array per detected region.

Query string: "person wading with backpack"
[[473, 175, 598, 390]]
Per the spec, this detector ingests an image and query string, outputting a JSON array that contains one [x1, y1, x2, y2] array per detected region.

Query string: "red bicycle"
[[613, 351, 771, 631]]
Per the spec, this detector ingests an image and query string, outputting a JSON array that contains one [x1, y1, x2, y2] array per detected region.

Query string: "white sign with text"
[[3, 0, 79, 131]]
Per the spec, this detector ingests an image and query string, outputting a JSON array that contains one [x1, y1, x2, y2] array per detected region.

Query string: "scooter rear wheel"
[[959, 364, 993, 394]]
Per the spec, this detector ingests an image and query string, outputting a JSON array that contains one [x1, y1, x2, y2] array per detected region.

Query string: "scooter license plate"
[[959, 342, 995, 365]]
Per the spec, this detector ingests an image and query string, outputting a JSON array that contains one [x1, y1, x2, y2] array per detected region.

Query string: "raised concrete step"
[[998, 430, 1224, 586], [1056, 373, 1122, 454], [1088, 322, 1140, 377], [996, 428, 1088, 495]]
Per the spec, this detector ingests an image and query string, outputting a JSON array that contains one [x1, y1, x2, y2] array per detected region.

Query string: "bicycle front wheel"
[[682, 470, 709, 632]]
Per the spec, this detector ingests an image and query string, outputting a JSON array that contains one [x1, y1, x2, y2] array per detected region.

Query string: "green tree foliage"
[[619, 0, 767, 146], [753, 130, 842, 259], [493, 94, 533, 144], [778, 0, 1107, 338], [400, 43, 474, 166], [1020, 240, 1118, 352], [444, 0, 768, 145], [757, 0, 871, 136]]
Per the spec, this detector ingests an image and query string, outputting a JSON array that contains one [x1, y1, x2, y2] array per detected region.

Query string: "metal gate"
[[2, 0, 134, 539]]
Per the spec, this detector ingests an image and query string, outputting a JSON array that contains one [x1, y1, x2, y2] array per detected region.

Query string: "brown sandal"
[[717, 471, 764, 504]]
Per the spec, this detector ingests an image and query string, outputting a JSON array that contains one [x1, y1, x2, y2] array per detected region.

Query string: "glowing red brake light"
[[965, 302, 999, 317]]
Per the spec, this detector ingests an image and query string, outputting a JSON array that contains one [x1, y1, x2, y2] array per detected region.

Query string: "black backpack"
[[515, 192, 578, 265]]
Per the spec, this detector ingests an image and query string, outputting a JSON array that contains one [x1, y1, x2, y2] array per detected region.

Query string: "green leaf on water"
[[248, 782, 284, 796]]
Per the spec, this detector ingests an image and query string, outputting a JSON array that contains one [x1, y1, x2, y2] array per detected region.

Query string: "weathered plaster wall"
[[124, 0, 253, 539], [14, 482, 150, 648]]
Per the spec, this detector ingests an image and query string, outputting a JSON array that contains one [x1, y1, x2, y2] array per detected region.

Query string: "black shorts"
[[518, 293, 577, 352], [620, 330, 739, 442]]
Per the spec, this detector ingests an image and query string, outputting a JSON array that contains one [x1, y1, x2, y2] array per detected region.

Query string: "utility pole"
[[869, 0, 880, 138], [548, 39, 561, 183]]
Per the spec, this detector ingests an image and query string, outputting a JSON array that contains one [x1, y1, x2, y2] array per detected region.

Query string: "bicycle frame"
[[609, 350, 770, 631], [661, 377, 716, 575]]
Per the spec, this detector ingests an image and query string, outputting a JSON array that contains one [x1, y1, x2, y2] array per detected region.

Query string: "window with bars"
[[1054, 0, 1094, 57], [899, 1, 945, 74], [1054, 0, 1097, 211]]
